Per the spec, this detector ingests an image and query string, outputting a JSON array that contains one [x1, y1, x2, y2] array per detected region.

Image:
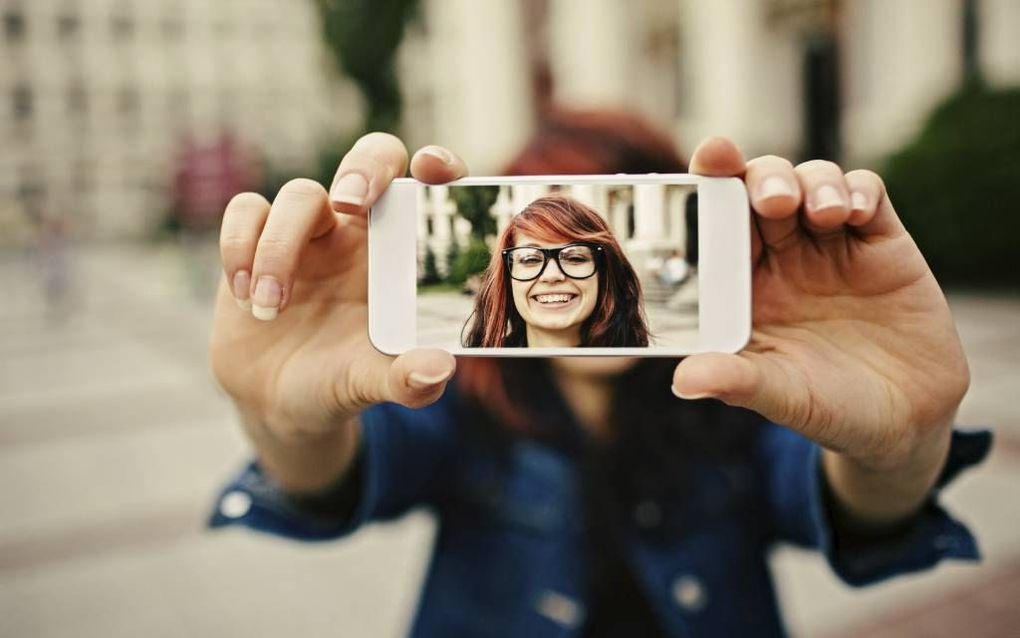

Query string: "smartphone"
[[368, 174, 750, 356]]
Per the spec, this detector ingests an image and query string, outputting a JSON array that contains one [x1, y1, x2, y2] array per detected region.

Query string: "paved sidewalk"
[[1, 243, 1018, 637]]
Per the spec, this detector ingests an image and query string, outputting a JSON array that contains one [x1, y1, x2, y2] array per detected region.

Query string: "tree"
[[309, 0, 420, 189], [449, 239, 492, 286], [314, 0, 419, 134], [444, 239, 461, 282], [449, 186, 500, 241]]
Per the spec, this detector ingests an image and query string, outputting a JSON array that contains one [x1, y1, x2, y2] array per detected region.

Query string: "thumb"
[[671, 353, 795, 423], [343, 347, 456, 412], [384, 348, 457, 409]]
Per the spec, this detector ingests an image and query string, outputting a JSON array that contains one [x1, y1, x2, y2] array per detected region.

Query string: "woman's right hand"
[[210, 133, 468, 445]]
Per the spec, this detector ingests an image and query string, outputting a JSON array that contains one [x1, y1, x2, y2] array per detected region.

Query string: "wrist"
[[238, 407, 362, 494], [823, 414, 955, 527]]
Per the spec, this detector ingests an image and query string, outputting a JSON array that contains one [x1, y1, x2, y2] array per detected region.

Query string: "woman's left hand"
[[672, 137, 969, 524]]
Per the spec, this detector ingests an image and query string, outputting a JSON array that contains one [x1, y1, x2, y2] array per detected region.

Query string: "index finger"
[[328, 132, 410, 215]]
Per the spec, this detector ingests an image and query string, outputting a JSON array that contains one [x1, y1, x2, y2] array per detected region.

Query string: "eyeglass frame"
[[501, 243, 604, 282]]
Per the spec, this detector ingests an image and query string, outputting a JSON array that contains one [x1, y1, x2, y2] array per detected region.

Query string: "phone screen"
[[415, 181, 699, 350]]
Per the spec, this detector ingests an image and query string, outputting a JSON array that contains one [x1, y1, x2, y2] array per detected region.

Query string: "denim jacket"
[[208, 386, 991, 638]]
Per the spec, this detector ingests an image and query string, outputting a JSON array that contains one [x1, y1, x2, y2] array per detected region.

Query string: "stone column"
[[609, 190, 632, 240], [981, 0, 1020, 87], [425, 0, 533, 173], [631, 183, 668, 252], [667, 186, 688, 253], [491, 185, 515, 236], [510, 184, 550, 217], [549, 0, 631, 107], [565, 184, 610, 221], [842, 0, 961, 161], [678, 0, 802, 158]]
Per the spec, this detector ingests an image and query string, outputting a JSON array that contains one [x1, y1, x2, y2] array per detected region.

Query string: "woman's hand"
[[210, 133, 467, 453], [672, 137, 969, 524]]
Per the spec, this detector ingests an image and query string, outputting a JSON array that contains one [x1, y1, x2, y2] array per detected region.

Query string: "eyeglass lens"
[[508, 245, 596, 280]]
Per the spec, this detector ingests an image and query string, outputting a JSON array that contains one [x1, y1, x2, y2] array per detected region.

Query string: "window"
[[72, 160, 95, 194], [161, 15, 184, 40], [3, 8, 25, 41], [67, 83, 88, 115], [213, 19, 232, 37], [167, 87, 190, 121], [117, 86, 140, 117], [111, 7, 134, 40], [57, 12, 80, 41], [13, 85, 32, 120]]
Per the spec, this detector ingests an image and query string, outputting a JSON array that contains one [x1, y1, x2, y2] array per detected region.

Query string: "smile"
[[531, 293, 578, 308]]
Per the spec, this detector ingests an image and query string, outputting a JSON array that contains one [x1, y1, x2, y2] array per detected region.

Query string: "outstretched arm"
[[674, 137, 970, 529]]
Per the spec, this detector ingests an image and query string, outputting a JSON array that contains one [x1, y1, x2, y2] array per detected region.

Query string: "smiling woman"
[[463, 195, 650, 348]]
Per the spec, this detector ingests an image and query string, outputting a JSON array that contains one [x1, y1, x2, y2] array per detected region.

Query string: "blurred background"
[[1, 0, 1018, 636]]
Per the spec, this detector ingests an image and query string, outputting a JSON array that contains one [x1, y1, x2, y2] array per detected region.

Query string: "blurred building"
[[1, 0, 359, 242], [404, 0, 1020, 170], [3, 0, 1018, 242]]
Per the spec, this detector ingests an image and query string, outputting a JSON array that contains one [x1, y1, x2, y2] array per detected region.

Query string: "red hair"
[[462, 195, 648, 348], [457, 107, 686, 432]]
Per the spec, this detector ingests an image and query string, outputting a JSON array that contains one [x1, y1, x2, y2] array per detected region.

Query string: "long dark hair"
[[455, 108, 762, 520], [463, 195, 649, 348]]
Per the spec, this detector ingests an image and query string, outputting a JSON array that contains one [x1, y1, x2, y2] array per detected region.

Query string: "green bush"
[[448, 238, 491, 285], [420, 244, 440, 285], [444, 240, 461, 281], [882, 84, 1020, 288]]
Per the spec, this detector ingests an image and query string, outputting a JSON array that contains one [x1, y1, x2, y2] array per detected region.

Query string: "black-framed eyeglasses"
[[502, 243, 603, 282]]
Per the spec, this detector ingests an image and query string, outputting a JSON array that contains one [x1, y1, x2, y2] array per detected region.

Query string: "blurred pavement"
[[1, 243, 1018, 637]]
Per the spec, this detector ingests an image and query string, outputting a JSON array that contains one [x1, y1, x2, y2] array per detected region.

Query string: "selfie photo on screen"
[[416, 183, 698, 349]]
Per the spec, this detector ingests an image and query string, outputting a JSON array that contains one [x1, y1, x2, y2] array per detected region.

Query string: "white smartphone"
[[368, 174, 750, 356]]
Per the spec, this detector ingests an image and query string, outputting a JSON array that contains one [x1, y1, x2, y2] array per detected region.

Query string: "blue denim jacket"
[[208, 386, 991, 638]]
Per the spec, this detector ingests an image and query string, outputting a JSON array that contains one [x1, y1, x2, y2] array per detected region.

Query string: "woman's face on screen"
[[509, 233, 599, 346]]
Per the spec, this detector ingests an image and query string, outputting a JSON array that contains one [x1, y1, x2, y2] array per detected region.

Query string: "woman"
[[464, 194, 649, 348], [209, 109, 989, 637]]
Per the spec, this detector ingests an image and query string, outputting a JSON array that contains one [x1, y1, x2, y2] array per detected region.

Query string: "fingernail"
[[850, 191, 868, 211], [671, 385, 711, 400], [420, 145, 454, 165], [233, 270, 251, 301], [757, 176, 795, 201], [408, 370, 453, 390], [251, 276, 281, 321], [811, 184, 846, 211], [330, 173, 369, 207]]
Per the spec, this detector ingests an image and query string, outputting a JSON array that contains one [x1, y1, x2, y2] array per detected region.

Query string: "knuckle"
[[252, 235, 296, 272], [219, 233, 253, 258]]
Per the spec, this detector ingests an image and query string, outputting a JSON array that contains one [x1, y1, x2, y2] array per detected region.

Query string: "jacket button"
[[535, 590, 584, 628], [672, 574, 708, 613], [219, 491, 253, 518], [634, 499, 662, 528]]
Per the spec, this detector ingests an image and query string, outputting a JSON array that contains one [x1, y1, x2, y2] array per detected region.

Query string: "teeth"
[[535, 294, 573, 304]]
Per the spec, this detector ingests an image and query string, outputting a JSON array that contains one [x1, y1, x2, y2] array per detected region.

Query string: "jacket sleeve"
[[756, 422, 993, 587], [206, 387, 462, 542]]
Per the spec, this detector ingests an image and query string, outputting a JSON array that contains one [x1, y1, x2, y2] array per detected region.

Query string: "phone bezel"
[[368, 174, 750, 356]]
